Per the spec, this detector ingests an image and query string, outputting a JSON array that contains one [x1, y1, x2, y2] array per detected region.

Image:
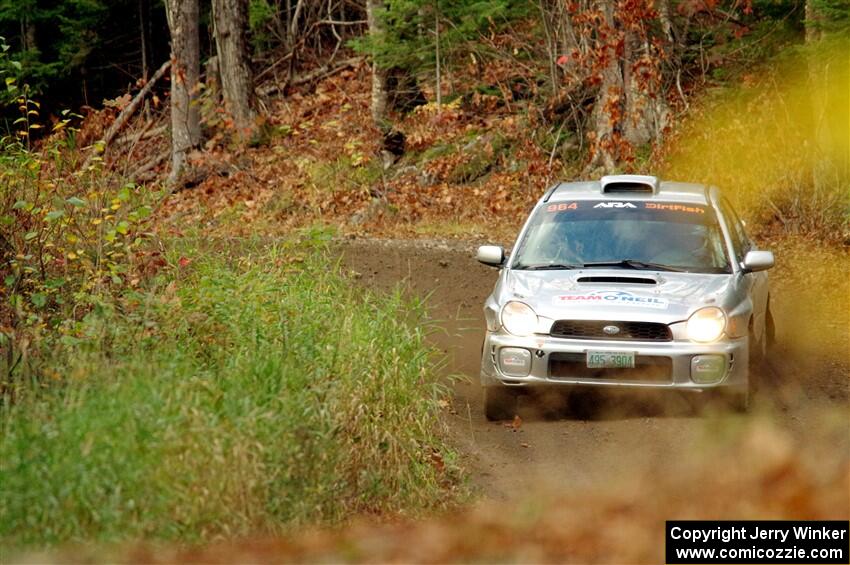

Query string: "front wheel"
[[726, 390, 750, 413], [702, 389, 749, 413], [750, 302, 776, 367], [746, 302, 775, 407], [484, 387, 517, 421], [765, 303, 776, 349]]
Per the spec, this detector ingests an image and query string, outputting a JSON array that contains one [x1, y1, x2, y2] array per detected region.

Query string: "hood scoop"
[[577, 276, 657, 285]]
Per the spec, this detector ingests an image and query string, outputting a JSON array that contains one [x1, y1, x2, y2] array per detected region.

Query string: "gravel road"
[[336, 237, 849, 503]]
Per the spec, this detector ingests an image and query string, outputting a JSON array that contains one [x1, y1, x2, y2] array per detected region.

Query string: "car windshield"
[[512, 200, 731, 273]]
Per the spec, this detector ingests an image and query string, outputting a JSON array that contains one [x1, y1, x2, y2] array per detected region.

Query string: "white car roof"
[[545, 175, 711, 205]]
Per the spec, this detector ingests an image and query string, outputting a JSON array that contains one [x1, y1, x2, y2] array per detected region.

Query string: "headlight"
[[686, 307, 726, 343], [501, 301, 538, 336]]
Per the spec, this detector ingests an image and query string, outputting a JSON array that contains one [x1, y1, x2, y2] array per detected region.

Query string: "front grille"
[[549, 352, 673, 383], [549, 320, 672, 342]]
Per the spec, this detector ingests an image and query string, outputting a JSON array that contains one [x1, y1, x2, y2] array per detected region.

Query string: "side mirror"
[[742, 250, 774, 273], [477, 245, 505, 268]]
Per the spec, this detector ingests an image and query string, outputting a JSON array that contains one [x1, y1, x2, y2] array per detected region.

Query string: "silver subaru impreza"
[[477, 175, 775, 419]]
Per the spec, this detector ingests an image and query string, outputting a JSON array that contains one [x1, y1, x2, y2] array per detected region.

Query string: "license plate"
[[586, 351, 635, 369]]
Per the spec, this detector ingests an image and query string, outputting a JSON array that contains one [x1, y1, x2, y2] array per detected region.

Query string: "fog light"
[[691, 355, 727, 384], [499, 347, 532, 377]]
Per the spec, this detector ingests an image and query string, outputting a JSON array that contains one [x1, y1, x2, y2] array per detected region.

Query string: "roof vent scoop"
[[600, 175, 659, 194]]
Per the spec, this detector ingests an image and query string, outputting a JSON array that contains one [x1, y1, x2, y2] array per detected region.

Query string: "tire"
[[566, 389, 600, 420], [743, 302, 774, 411], [702, 390, 749, 413], [484, 387, 517, 421], [749, 329, 767, 367], [751, 300, 775, 366], [765, 303, 776, 349], [748, 305, 770, 401], [726, 390, 750, 413]]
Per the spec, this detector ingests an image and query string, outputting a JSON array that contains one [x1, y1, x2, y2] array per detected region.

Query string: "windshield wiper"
[[513, 263, 578, 271], [580, 260, 686, 272]]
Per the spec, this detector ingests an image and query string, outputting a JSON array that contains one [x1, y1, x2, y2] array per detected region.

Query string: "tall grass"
[[657, 39, 849, 241], [0, 241, 459, 547]]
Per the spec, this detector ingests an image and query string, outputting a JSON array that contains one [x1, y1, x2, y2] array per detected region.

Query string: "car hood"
[[504, 269, 732, 323]]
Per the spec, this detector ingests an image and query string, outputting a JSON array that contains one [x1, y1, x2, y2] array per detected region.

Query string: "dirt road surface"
[[337, 237, 850, 502]]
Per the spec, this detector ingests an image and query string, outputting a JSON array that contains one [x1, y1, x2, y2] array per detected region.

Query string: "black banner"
[[666, 521, 849, 564]]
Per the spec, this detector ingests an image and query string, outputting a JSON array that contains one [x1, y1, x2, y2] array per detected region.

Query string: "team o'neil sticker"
[[554, 291, 669, 309]]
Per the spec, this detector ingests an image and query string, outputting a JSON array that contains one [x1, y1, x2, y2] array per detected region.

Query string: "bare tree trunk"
[[434, 0, 441, 112], [587, 1, 623, 173], [623, 33, 669, 147], [585, 1, 669, 172], [139, 0, 149, 80], [366, 0, 389, 127], [589, 71, 623, 172], [805, 0, 829, 193], [213, 0, 256, 141], [21, 16, 36, 51], [658, 0, 674, 43], [805, 0, 823, 42], [537, 0, 559, 96], [165, 0, 201, 184], [205, 55, 222, 106], [290, 0, 306, 43]]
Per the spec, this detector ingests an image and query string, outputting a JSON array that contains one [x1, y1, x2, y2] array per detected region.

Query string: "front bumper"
[[480, 332, 749, 393]]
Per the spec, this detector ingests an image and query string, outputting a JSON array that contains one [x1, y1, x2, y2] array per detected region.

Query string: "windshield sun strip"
[[510, 200, 731, 273]]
